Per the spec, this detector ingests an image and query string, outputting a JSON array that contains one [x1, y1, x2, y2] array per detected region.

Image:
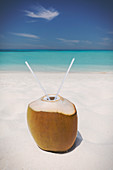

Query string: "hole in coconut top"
[[42, 95, 60, 101], [47, 97, 55, 100]]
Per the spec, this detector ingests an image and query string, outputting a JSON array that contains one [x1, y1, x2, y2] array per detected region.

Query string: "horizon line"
[[0, 49, 113, 52]]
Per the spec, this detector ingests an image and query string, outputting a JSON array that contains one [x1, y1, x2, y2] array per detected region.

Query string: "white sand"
[[0, 71, 113, 170]]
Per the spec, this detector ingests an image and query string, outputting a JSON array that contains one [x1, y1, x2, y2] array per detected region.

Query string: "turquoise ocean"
[[0, 50, 113, 72]]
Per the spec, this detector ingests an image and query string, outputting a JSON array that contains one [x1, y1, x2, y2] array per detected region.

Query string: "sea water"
[[0, 50, 113, 72]]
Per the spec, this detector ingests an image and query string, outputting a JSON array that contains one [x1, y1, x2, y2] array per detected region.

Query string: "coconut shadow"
[[67, 131, 83, 153], [40, 131, 83, 154]]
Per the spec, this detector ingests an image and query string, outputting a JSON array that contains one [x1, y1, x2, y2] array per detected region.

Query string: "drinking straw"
[[25, 61, 50, 100], [55, 58, 75, 99]]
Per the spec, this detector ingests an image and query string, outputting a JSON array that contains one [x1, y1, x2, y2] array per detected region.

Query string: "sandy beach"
[[0, 71, 113, 170]]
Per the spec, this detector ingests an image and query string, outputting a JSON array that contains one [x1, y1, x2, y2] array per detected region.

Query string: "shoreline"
[[0, 70, 113, 74]]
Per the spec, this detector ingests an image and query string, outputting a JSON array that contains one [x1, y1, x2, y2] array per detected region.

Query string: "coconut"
[[27, 94, 77, 152]]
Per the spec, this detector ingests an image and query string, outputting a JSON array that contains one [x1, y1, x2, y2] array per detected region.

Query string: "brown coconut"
[[27, 94, 77, 152]]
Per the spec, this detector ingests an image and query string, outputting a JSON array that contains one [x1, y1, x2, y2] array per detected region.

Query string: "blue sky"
[[0, 0, 113, 49]]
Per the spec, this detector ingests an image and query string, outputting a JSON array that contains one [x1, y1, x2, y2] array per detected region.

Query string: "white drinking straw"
[[25, 61, 50, 100], [55, 58, 75, 99]]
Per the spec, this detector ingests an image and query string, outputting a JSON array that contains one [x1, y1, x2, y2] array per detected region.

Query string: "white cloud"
[[81, 40, 92, 44], [108, 31, 113, 34], [0, 34, 5, 39], [102, 37, 110, 41], [11, 33, 39, 39], [26, 20, 37, 23], [97, 37, 111, 44], [25, 6, 59, 21], [97, 37, 112, 46], [23, 43, 48, 48], [97, 42, 109, 46], [57, 38, 93, 45], [57, 38, 80, 43]]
